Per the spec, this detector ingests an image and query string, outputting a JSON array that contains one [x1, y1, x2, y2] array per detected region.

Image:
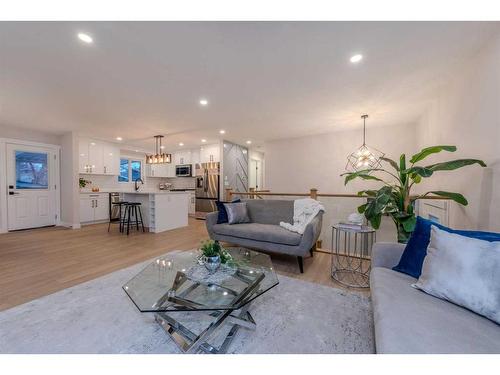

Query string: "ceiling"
[[0, 21, 498, 152]]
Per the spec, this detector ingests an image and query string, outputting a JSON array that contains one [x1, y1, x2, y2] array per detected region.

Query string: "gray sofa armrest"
[[205, 211, 219, 238], [371, 242, 406, 269], [299, 212, 323, 251]]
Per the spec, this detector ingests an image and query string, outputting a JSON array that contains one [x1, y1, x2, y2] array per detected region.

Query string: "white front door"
[[6, 143, 57, 231]]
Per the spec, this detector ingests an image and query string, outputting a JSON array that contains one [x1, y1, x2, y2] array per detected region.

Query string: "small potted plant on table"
[[199, 240, 232, 273]]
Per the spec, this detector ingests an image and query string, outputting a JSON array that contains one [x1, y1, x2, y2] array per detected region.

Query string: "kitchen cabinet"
[[80, 194, 109, 223], [145, 163, 175, 178], [102, 143, 120, 175], [79, 138, 120, 175], [188, 191, 196, 216], [200, 144, 220, 163], [191, 148, 201, 166], [174, 150, 192, 165]]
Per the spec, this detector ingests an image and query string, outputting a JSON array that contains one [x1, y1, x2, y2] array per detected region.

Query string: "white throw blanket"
[[280, 198, 325, 234]]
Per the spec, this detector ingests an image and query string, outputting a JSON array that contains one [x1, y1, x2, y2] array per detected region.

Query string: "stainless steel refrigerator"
[[195, 162, 220, 219]]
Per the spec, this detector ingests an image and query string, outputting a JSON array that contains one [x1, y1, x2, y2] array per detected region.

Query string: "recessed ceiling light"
[[201, 139, 207, 143], [116, 137, 123, 141], [350, 54, 363, 63], [219, 130, 226, 134], [199, 98, 208, 106], [179, 142, 184, 146], [135, 150, 139, 153], [77, 33, 93, 44], [246, 140, 252, 145], [160, 145, 165, 149]]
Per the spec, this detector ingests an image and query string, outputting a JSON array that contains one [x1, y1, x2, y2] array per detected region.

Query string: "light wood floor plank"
[[0, 218, 368, 311]]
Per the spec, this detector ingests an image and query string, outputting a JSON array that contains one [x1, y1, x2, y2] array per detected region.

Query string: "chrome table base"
[[154, 305, 256, 354]]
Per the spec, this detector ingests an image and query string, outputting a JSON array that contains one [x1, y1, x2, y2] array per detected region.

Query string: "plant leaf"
[[410, 145, 456, 164], [401, 216, 417, 232], [357, 203, 368, 213], [342, 170, 384, 185], [427, 191, 468, 205], [405, 166, 434, 178], [357, 190, 378, 197], [426, 159, 487, 172], [369, 214, 382, 229], [380, 157, 399, 171]]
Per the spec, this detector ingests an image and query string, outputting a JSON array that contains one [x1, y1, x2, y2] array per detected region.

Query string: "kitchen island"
[[121, 191, 189, 233]]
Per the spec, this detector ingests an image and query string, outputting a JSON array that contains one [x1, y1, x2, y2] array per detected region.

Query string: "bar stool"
[[108, 201, 129, 232], [123, 202, 145, 235]]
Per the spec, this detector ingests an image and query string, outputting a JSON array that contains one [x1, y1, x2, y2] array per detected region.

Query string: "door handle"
[[95, 199, 98, 207], [9, 192, 20, 195]]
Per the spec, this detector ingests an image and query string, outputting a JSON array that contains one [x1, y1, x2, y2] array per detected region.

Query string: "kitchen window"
[[118, 158, 142, 182]]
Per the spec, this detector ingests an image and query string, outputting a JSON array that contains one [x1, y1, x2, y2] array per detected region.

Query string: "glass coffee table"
[[123, 247, 279, 354]]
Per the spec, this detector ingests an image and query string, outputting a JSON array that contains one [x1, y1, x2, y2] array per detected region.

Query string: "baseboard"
[[59, 222, 81, 229]]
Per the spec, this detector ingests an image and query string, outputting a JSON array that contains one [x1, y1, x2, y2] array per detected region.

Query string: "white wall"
[[415, 34, 500, 231], [0, 123, 61, 145], [264, 121, 418, 246], [265, 121, 417, 194], [60, 132, 80, 228]]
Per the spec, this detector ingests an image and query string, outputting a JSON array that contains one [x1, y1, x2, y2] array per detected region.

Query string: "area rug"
[[0, 254, 374, 354]]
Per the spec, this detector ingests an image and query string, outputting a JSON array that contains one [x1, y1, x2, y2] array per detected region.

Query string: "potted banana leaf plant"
[[341, 145, 486, 243]]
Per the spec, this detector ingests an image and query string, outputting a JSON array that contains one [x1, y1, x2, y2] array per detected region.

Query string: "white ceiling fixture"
[[179, 142, 184, 146], [201, 139, 207, 143], [199, 98, 208, 107], [160, 145, 165, 149], [77, 32, 93, 44], [219, 130, 226, 134], [246, 140, 252, 145], [350, 54, 363, 63], [116, 136, 123, 141]]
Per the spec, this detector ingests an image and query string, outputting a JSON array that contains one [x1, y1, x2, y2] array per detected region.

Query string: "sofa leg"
[[309, 249, 314, 257], [297, 256, 304, 273]]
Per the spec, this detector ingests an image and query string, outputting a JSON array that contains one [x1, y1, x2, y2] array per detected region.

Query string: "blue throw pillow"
[[215, 199, 241, 224], [393, 216, 500, 278]]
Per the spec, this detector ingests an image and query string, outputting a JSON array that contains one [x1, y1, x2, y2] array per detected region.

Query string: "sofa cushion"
[[415, 226, 500, 325], [393, 216, 500, 278], [215, 199, 240, 224], [244, 199, 294, 225], [212, 222, 302, 246], [370, 267, 500, 354]]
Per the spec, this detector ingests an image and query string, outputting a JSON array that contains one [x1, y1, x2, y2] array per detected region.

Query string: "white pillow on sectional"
[[414, 225, 500, 324]]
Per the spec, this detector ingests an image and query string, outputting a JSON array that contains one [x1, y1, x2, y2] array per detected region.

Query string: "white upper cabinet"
[[102, 143, 120, 175], [200, 144, 220, 163], [79, 138, 120, 175], [79, 139, 90, 174], [191, 148, 201, 166], [174, 150, 192, 165], [145, 163, 175, 178]]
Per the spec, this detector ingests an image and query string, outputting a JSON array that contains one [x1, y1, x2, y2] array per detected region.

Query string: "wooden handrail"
[[226, 188, 451, 201]]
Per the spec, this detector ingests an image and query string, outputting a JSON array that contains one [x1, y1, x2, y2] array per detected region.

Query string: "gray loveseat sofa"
[[370, 242, 500, 354], [205, 199, 323, 273]]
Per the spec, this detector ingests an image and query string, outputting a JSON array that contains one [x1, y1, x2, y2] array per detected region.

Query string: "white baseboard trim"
[[59, 222, 81, 229]]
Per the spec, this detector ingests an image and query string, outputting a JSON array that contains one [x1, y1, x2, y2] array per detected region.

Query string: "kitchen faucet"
[[134, 177, 144, 191]]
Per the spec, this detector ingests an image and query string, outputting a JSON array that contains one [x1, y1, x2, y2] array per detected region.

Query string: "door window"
[[15, 151, 48, 189]]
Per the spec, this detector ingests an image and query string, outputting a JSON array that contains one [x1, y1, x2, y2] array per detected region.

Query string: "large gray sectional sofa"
[[371, 242, 500, 353], [205, 199, 323, 273]]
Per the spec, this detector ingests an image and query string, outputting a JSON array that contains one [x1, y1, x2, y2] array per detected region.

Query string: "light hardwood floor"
[[0, 218, 367, 311]]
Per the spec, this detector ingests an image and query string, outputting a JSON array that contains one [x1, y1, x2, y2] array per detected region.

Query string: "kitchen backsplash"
[[166, 177, 196, 189], [80, 174, 195, 192]]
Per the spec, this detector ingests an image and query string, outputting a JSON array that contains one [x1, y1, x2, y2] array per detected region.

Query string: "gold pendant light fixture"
[[345, 114, 385, 172], [146, 135, 171, 164]]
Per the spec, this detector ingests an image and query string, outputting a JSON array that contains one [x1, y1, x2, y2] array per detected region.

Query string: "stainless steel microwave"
[[175, 164, 192, 177]]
